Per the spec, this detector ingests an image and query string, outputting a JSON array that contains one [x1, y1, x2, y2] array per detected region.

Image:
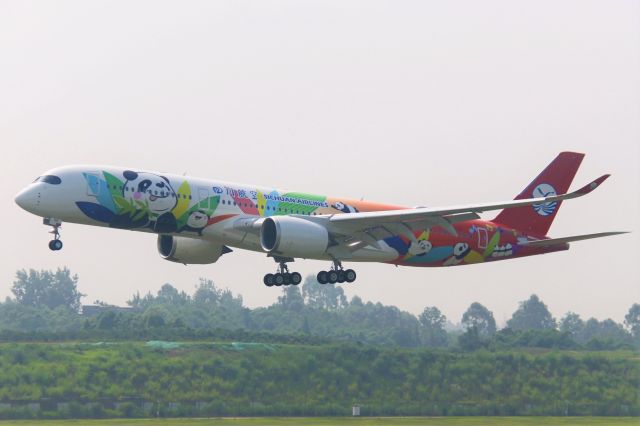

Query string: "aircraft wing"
[[231, 174, 612, 258], [325, 174, 610, 247]]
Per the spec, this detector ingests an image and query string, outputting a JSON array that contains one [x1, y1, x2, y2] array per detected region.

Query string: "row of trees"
[[0, 341, 638, 418], [2, 268, 639, 350]]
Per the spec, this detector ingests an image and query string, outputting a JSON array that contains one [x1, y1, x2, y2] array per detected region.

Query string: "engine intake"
[[260, 216, 329, 258], [157, 235, 231, 264]]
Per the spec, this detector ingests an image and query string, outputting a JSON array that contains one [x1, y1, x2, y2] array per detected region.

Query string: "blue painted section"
[[76, 202, 115, 223], [83, 173, 116, 212], [97, 177, 116, 212]]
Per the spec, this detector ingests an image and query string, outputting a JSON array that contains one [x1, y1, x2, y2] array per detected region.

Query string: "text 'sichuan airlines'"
[[15, 152, 626, 286]]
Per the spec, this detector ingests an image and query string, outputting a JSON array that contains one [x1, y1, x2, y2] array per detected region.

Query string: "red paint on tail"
[[493, 152, 584, 236]]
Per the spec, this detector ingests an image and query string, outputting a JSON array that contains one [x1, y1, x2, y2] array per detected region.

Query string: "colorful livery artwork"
[[15, 152, 626, 286]]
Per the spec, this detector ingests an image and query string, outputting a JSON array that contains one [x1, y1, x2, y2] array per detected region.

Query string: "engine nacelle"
[[157, 235, 230, 264], [260, 216, 329, 258]]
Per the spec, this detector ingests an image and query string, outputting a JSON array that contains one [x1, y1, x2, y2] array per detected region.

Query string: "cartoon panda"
[[443, 242, 471, 266], [183, 210, 209, 235], [332, 201, 359, 213], [408, 239, 433, 256], [122, 170, 178, 233]]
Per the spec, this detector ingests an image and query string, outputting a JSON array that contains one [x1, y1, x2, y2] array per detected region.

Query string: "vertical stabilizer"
[[493, 152, 584, 236]]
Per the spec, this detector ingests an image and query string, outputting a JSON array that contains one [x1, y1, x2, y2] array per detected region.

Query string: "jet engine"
[[157, 235, 231, 264], [260, 216, 329, 258]]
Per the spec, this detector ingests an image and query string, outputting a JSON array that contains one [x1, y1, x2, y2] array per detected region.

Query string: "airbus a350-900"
[[15, 152, 626, 286]]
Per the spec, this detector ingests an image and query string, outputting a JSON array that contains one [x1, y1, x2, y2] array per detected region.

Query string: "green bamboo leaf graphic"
[[113, 196, 130, 211], [133, 210, 146, 221]]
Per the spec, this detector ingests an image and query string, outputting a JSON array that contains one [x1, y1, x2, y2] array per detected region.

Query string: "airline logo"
[[532, 183, 558, 216]]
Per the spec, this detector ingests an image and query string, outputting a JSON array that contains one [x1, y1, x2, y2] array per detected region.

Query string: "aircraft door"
[[477, 227, 488, 249], [86, 173, 101, 196]]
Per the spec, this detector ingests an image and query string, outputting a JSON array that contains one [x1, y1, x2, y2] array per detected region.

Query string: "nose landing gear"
[[317, 260, 356, 285], [44, 218, 63, 251]]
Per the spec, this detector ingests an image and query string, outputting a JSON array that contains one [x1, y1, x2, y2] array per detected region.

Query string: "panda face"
[[122, 170, 177, 215], [332, 201, 358, 213], [453, 242, 471, 259], [187, 210, 209, 229], [408, 239, 433, 256]]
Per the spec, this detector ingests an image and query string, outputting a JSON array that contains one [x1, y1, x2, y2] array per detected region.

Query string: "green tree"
[[278, 286, 304, 312], [193, 278, 221, 305], [461, 302, 496, 337], [458, 325, 484, 350], [507, 294, 556, 331], [559, 312, 584, 338], [156, 283, 190, 305], [11, 268, 84, 312], [301, 275, 348, 311], [580, 318, 631, 346], [418, 306, 448, 347], [624, 303, 640, 340]]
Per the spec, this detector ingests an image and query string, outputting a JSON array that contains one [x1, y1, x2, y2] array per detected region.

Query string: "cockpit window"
[[35, 175, 62, 185]]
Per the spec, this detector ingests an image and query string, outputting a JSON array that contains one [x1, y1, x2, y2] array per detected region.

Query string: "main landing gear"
[[44, 218, 63, 251], [317, 260, 356, 285], [263, 257, 303, 287]]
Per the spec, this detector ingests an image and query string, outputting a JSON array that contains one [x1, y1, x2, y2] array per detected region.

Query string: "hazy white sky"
[[1, 0, 638, 325]]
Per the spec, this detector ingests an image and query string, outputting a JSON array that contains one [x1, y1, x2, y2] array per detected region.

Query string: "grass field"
[[0, 418, 637, 426]]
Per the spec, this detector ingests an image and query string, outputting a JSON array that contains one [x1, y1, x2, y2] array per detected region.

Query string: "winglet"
[[575, 174, 610, 195]]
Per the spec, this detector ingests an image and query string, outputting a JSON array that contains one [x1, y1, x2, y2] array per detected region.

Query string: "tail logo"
[[532, 183, 558, 216]]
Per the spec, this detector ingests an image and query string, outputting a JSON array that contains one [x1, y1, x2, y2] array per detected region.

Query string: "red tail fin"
[[493, 152, 585, 236]]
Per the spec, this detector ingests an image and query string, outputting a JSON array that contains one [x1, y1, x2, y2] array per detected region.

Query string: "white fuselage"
[[15, 165, 399, 263]]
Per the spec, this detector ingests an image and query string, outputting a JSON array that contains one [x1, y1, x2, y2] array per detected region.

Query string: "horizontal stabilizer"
[[520, 232, 628, 248]]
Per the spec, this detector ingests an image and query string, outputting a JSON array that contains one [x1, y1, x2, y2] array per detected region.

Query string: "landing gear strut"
[[263, 256, 302, 287], [44, 218, 63, 251], [317, 260, 356, 285]]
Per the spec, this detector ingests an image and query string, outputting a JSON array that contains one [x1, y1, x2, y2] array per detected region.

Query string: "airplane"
[[15, 152, 626, 287]]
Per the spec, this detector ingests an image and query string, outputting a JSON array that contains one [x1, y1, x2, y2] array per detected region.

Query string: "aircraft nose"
[[15, 186, 39, 213]]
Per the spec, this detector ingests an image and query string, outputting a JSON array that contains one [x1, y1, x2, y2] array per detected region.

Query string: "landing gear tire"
[[264, 257, 302, 288], [327, 270, 339, 284], [345, 269, 356, 283], [317, 271, 328, 284], [274, 273, 285, 286], [291, 272, 302, 285], [264, 274, 275, 287], [48, 239, 63, 251], [337, 270, 346, 283]]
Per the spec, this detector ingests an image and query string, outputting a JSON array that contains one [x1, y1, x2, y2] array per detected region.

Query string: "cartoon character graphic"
[[385, 233, 437, 262], [77, 170, 216, 234], [122, 171, 176, 213], [443, 242, 471, 266], [120, 170, 178, 233], [183, 210, 209, 235], [408, 239, 433, 256], [332, 201, 359, 213]]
